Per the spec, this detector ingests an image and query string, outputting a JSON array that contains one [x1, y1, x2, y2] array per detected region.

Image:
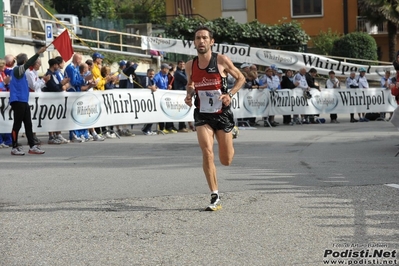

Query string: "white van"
[[54, 14, 82, 36]]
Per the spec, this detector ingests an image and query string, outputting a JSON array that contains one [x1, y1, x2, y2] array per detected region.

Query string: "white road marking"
[[385, 184, 399, 189]]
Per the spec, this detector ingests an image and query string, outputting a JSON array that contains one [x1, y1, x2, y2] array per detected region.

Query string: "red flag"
[[52, 30, 74, 61]]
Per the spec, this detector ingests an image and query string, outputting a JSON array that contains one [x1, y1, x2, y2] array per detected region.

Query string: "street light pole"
[[0, 0, 5, 58]]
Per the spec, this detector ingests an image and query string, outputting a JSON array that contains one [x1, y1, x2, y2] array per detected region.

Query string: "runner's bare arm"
[[219, 55, 245, 96], [184, 60, 195, 107]]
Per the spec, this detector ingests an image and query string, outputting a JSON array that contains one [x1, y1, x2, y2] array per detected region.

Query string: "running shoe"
[[122, 129, 135, 136], [168, 129, 177, 134], [162, 129, 169, 134], [0, 142, 9, 148], [28, 145, 45, 154], [231, 126, 239, 139], [57, 134, 70, 144], [11, 146, 25, 156], [93, 134, 105, 141], [71, 134, 83, 143], [142, 130, 153, 136], [205, 193, 222, 211], [33, 135, 41, 145], [48, 138, 62, 144]]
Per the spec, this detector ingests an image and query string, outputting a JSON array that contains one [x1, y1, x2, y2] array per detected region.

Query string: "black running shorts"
[[194, 107, 235, 133]]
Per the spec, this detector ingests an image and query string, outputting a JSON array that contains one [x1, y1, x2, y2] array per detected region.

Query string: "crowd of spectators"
[[236, 62, 394, 127], [1, 49, 397, 151]]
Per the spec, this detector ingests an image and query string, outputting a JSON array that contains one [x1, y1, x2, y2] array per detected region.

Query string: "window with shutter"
[[291, 0, 323, 18]]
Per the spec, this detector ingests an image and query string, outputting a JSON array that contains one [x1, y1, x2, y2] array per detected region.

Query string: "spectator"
[[69, 63, 96, 143], [54, 56, 66, 83], [101, 66, 117, 90], [43, 58, 71, 144], [390, 71, 399, 105], [123, 61, 141, 88], [240, 63, 251, 75], [173, 60, 193, 132], [140, 68, 158, 135], [117, 60, 128, 88], [345, 71, 359, 123], [358, 67, 369, 122], [325, 70, 340, 123], [64, 53, 91, 92], [381, 70, 393, 120], [0, 59, 12, 148], [305, 68, 320, 124], [154, 63, 176, 133], [91, 52, 114, 91], [281, 69, 296, 125], [26, 58, 50, 92], [259, 67, 279, 127], [294, 67, 310, 124], [240, 70, 261, 126], [9, 47, 47, 155]]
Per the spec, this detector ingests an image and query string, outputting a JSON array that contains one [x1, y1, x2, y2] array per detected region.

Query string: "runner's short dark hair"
[[194, 25, 214, 39]]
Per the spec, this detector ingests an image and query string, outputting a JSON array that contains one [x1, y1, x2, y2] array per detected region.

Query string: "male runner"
[[184, 26, 245, 211]]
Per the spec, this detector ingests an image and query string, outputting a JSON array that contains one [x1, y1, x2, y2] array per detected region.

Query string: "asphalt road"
[[1, 115, 398, 265]]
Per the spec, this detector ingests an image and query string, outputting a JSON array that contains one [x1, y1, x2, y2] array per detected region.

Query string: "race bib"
[[198, 90, 222, 113]]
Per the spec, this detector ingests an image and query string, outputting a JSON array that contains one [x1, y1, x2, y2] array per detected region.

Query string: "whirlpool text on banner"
[[0, 89, 397, 133]]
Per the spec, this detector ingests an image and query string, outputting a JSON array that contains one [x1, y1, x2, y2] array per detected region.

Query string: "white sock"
[[211, 190, 218, 195]]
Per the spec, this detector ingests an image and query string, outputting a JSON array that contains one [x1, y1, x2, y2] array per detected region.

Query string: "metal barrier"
[[7, 13, 144, 52]]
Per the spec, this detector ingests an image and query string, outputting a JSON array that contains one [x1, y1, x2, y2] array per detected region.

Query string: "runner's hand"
[[185, 95, 193, 107], [220, 94, 231, 106]]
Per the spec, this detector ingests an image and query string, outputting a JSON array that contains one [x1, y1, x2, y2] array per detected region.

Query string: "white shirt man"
[[346, 72, 359, 88], [326, 71, 340, 89], [380, 70, 392, 89], [358, 68, 369, 89], [294, 68, 309, 90], [26, 58, 49, 92]]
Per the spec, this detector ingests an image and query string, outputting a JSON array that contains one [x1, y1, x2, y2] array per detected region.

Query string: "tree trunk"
[[387, 20, 397, 62]]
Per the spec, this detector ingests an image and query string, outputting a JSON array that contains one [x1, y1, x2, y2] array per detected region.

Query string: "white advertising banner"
[[0, 90, 194, 133], [141, 36, 392, 81], [0, 89, 396, 133], [235, 88, 397, 116]]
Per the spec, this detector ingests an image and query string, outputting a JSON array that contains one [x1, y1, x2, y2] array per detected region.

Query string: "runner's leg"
[[196, 124, 218, 192], [215, 130, 234, 166]]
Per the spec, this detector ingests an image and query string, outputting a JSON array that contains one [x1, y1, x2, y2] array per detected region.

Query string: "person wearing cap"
[[358, 67, 370, 122], [117, 60, 128, 88], [240, 63, 251, 74], [154, 63, 177, 133], [9, 47, 48, 155], [123, 61, 141, 88], [91, 52, 116, 91]]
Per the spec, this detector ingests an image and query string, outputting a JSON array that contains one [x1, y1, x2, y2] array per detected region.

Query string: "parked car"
[[53, 14, 82, 36]]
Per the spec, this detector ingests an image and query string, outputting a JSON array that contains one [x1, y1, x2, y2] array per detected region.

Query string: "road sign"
[[45, 23, 54, 51]]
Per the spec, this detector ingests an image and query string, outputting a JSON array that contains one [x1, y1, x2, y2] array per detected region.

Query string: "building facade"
[[165, 0, 393, 62]]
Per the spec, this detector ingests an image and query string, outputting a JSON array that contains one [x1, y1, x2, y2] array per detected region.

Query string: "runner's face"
[[194, 30, 214, 54]]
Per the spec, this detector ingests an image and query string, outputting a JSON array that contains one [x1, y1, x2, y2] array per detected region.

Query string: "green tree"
[[164, 16, 309, 51], [51, 0, 91, 19], [114, 0, 166, 24], [358, 0, 399, 61], [331, 32, 378, 65], [311, 28, 341, 55], [89, 0, 116, 19]]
